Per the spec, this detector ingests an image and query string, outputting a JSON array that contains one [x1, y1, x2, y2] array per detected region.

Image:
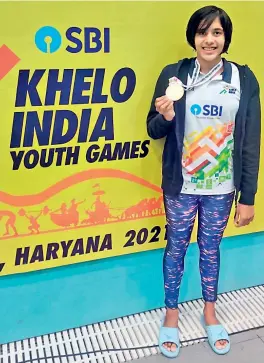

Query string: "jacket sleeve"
[[239, 68, 261, 206], [146, 66, 175, 139]]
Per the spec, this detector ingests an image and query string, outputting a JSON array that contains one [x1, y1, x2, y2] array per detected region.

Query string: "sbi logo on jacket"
[[190, 104, 223, 117]]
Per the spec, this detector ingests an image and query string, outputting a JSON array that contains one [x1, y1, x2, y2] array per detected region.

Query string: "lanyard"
[[169, 58, 223, 91]]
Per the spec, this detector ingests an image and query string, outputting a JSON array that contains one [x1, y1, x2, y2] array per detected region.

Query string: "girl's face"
[[194, 17, 225, 63]]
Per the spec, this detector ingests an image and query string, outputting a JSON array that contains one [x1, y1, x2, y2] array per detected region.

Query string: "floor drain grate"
[[1, 285, 264, 363]]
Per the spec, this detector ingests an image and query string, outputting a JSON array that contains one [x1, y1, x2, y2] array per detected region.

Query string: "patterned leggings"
[[163, 192, 234, 309]]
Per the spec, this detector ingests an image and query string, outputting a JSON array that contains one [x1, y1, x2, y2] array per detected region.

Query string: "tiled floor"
[[136, 327, 264, 363]]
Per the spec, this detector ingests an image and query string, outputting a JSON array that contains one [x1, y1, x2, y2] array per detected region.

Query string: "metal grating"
[[1, 285, 264, 363]]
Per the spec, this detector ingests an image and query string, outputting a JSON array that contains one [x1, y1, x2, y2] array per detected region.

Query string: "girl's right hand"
[[155, 96, 175, 121]]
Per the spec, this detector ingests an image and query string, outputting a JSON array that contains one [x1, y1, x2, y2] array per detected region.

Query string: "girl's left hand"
[[234, 203, 255, 227]]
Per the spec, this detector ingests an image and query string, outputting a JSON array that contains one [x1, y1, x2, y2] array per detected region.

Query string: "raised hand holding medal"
[[155, 95, 175, 121]]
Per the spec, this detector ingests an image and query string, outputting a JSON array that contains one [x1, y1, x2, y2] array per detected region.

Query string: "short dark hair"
[[186, 5, 233, 54]]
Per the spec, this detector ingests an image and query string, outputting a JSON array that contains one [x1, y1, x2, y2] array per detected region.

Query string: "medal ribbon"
[[169, 58, 223, 91]]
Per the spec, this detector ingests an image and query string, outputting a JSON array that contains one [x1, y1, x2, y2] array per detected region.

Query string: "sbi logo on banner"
[[35, 25, 110, 54], [190, 104, 223, 117]]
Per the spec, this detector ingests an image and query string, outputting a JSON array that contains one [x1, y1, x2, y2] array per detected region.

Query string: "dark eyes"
[[197, 30, 223, 36]]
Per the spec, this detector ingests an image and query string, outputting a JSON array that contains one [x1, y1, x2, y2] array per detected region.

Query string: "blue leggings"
[[163, 192, 234, 309]]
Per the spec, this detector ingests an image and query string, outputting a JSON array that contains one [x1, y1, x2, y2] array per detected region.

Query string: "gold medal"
[[166, 80, 184, 101]]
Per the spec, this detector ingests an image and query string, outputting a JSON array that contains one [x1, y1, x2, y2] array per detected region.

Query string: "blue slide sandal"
[[201, 316, 230, 355], [159, 318, 180, 358]]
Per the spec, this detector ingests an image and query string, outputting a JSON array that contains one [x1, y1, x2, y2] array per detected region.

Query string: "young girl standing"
[[146, 5, 261, 358]]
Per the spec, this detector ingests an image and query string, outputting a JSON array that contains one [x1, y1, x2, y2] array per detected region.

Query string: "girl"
[[146, 5, 261, 358]]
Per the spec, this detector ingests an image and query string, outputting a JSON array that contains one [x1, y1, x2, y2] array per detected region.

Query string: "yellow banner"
[[0, 1, 263, 276]]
